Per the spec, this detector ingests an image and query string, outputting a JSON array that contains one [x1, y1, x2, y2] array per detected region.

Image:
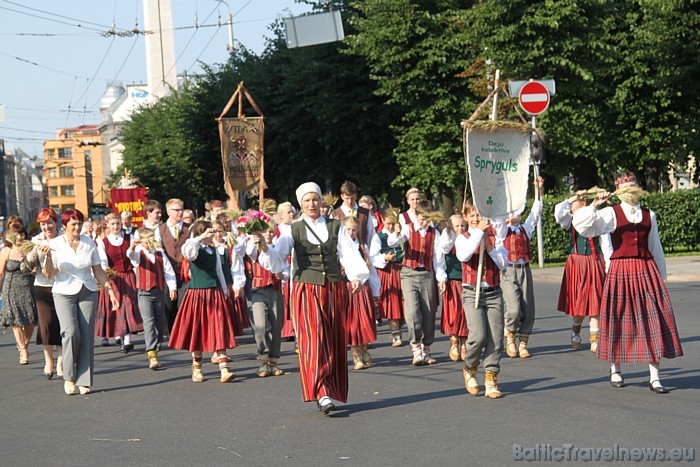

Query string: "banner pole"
[[532, 115, 544, 268]]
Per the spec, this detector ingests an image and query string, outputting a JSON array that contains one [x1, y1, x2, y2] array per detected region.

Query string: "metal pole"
[[227, 11, 234, 52], [532, 115, 544, 268]]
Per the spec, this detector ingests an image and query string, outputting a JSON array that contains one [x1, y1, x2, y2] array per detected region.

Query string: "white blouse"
[[30, 232, 54, 287], [49, 235, 101, 295]]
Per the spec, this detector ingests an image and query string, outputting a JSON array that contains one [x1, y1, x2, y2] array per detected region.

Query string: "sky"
[[0, 0, 315, 157]]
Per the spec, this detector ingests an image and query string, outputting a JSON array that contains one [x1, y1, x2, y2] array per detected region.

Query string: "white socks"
[[610, 363, 623, 383], [649, 362, 662, 387]]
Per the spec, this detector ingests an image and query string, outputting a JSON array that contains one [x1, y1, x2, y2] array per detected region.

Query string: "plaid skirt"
[[441, 279, 468, 337], [95, 271, 142, 338], [598, 258, 683, 363], [169, 288, 237, 352], [345, 282, 377, 346], [280, 280, 295, 338], [557, 254, 605, 317], [377, 263, 404, 320], [293, 280, 348, 403]]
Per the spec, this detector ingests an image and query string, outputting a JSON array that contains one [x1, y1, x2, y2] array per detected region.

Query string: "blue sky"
[[0, 0, 314, 156]]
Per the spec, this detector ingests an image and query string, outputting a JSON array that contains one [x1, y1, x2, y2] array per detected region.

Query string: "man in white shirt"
[[158, 198, 190, 335]]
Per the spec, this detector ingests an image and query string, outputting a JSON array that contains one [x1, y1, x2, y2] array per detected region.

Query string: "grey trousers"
[[400, 267, 437, 346], [251, 286, 282, 358], [462, 287, 504, 374], [53, 286, 98, 387], [139, 288, 165, 352], [501, 264, 536, 336]]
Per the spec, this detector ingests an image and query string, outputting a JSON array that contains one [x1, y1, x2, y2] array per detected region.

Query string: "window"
[[61, 204, 75, 212], [48, 168, 57, 178], [61, 185, 75, 196], [46, 149, 56, 160], [58, 147, 72, 159], [49, 186, 59, 197], [59, 166, 73, 177]]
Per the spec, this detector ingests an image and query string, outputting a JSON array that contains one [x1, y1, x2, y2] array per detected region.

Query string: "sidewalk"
[[530, 255, 700, 282]]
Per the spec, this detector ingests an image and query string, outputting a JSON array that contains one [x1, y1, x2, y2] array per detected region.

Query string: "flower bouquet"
[[236, 210, 271, 235]]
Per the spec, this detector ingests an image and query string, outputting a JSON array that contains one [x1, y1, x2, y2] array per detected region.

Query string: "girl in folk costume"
[[502, 176, 544, 359], [261, 182, 369, 414], [212, 220, 247, 341], [169, 220, 237, 383], [95, 213, 142, 353], [359, 195, 384, 234], [126, 227, 177, 370], [554, 191, 608, 352], [438, 214, 470, 362], [342, 216, 377, 370], [573, 172, 683, 393], [370, 212, 405, 347], [387, 199, 447, 366], [246, 223, 285, 378], [455, 202, 508, 399]]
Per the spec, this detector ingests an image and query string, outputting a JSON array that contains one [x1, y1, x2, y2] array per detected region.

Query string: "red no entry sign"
[[518, 81, 550, 115]]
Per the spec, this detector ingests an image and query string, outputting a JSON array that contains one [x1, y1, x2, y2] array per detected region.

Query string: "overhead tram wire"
[[165, 3, 221, 79], [0, 126, 56, 135], [68, 36, 117, 126], [187, 24, 222, 72], [0, 6, 106, 33], [1, 0, 132, 32], [86, 35, 141, 112], [0, 51, 97, 81]]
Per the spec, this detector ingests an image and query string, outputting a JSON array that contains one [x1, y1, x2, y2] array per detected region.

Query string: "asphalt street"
[[1, 279, 699, 466]]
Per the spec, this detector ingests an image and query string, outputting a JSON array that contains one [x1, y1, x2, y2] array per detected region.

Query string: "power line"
[[0, 126, 56, 135], [0, 51, 104, 81], [0, 5, 106, 33], [1, 0, 131, 31], [167, 3, 221, 77], [187, 24, 222, 71], [4, 106, 97, 114]]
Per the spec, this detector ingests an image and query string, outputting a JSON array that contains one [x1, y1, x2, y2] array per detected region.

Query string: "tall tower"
[[143, 0, 177, 101]]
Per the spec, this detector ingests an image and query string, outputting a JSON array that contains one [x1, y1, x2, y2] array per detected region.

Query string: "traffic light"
[[530, 131, 546, 165], [89, 203, 112, 219]]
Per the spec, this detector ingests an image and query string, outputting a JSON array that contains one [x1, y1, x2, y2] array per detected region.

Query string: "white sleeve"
[[258, 243, 290, 275], [648, 210, 667, 280], [599, 234, 613, 273], [438, 229, 456, 254], [127, 246, 141, 268], [554, 200, 572, 229], [387, 224, 409, 248], [488, 242, 509, 271], [161, 251, 177, 292], [181, 238, 201, 261], [230, 253, 247, 291], [433, 234, 447, 282], [369, 234, 387, 269], [523, 198, 542, 239], [368, 264, 381, 297], [573, 205, 617, 238], [336, 226, 370, 283], [97, 239, 109, 269], [455, 229, 484, 263]]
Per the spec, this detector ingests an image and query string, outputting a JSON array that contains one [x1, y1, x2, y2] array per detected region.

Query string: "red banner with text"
[[109, 188, 148, 227]]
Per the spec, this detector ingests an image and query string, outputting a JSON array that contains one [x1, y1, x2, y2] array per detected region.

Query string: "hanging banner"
[[109, 187, 148, 226], [464, 121, 532, 220], [218, 116, 264, 192]]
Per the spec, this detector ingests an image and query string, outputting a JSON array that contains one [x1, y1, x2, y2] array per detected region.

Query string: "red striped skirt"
[[95, 271, 142, 338], [345, 282, 377, 346], [440, 279, 468, 337], [280, 280, 295, 338], [228, 292, 251, 337], [557, 254, 605, 317], [292, 280, 348, 403], [169, 288, 237, 352], [598, 258, 683, 363], [377, 262, 404, 320]]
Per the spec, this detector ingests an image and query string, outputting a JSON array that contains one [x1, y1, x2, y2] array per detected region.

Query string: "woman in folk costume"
[[370, 211, 405, 347], [126, 227, 177, 370], [554, 191, 607, 352], [95, 213, 142, 353], [387, 199, 447, 366], [342, 216, 377, 370], [169, 220, 237, 383], [262, 182, 369, 414], [573, 172, 683, 393], [438, 214, 470, 362], [455, 202, 508, 399]]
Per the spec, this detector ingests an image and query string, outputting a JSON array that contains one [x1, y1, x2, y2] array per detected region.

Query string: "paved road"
[[1, 280, 698, 466]]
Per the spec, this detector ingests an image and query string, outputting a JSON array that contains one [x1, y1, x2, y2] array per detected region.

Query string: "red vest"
[[102, 235, 133, 273], [504, 227, 531, 263], [460, 232, 500, 287], [158, 222, 190, 270], [138, 251, 166, 291], [610, 205, 654, 259], [252, 256, 281, 289], [401, 211, 412, 225], [403, 224, 435, 271]]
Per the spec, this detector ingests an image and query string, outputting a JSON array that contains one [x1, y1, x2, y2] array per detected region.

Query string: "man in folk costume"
[[501, 176, 544, 359], [158, 198, 191, 335], [332, 180, 375, 247], [139, 200, 163, 236], [262, 182, 369, 414], [388, 199, 447, 366], [399, 187, 422, 227], [455, 202, 508, 398], [554, 190, 608, 352], [573, 171, 683, 394]]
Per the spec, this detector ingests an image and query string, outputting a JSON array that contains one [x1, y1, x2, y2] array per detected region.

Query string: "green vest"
[[378, 231, 404, 263], [188, 245, 220, 289], [291, 219, 345, 285], [445, 251, 463, 280], [565, 228, 602, 256], [219, 248, 233, 285]]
